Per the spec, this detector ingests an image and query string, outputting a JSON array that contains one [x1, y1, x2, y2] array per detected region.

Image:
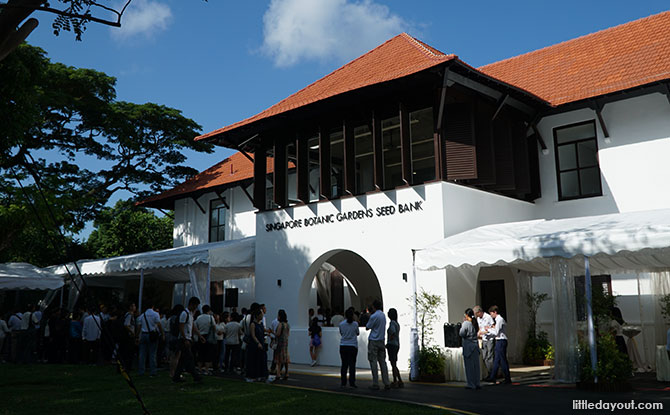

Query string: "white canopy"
[[0, 263, 65, 290], [415, 208, 670, 274], [51, 237, 255, 283]]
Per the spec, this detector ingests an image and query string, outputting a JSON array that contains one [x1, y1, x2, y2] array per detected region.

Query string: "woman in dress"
[[459, 308, 481, 390], [248, 309, 268, 381], [274, 309, 290, 380]]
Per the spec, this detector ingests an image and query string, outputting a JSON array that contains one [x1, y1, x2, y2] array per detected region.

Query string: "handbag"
[[144, 312, 159, 342]]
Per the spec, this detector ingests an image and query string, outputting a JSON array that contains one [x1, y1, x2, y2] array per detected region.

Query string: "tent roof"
[[415, 209, 670, 274], [0, 263, 64, 290], [50, 237, 255, 283]]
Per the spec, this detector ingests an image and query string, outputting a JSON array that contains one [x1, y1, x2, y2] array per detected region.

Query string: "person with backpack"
[[308, 317, 322, 367], [172, 297, 203, 383]]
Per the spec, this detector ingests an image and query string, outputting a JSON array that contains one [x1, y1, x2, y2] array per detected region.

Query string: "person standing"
[[366, 299, 390, 390], [8, 309, 22, 362], [0, 314, 9, 362], [274, 309, 290, 380], [119, 303, 136, 371], [338, 307, 359, 389], [138, 302, 163, 376], [223, 312, 242, 373], [386, 308, 403, 388], [473, 305, 495, 379], [82, 306, 102, 365], [483, 305, 511, 384], [246, 309, 269, 382], [308, 317, 322, 366], [460, 308, 481, 390], [19, 304, 38, 363], [173, 297, 203, 383], [194, 305, 216, 375], [269, 310, 280, 372]]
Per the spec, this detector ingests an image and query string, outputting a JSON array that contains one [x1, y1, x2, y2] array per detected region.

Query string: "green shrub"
[[523, 330, 553, 363], [418, 346, 446, 376], [579, 333, 632, 384]]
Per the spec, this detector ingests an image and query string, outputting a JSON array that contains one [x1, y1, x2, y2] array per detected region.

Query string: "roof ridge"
[[400, 33, 450, 59], [479, 10, 670, 70]]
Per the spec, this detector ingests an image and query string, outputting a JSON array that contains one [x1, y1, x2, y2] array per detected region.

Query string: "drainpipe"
[[584, 256, 598, 383]]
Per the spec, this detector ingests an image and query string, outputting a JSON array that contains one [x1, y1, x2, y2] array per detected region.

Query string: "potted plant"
[[522, 292, 554, 366], [410, 289, 446, 382]]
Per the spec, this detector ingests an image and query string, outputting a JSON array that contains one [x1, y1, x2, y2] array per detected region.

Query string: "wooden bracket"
[[191, 196, 206, 214]]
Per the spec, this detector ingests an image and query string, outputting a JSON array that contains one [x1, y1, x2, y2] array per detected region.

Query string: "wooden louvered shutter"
[[445, 104, 477, 180], [490, 118, 515, 190], [470, 100, 496, 185], [512, 120, 531, 195]]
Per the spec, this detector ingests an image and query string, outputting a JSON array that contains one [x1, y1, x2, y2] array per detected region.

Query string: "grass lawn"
[[0, 364, 451, 415]]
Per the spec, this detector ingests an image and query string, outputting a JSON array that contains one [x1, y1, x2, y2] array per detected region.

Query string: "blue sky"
[[21, 0, 669, 236]]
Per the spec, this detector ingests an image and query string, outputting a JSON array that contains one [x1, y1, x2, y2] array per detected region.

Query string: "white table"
[[656, 345, 670, 382], [443, 347, 486, 382]]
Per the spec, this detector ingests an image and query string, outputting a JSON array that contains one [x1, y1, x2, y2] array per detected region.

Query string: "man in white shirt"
[[474, 305, 495, 378], [223, 313, 242, 373], [82, 307, 102, 365], [483, 305, 511, 384], [138, 301, 164, 376], [365, 299, 390, 390], [173, 297, 203, 383], [330, 309, 345, 327]]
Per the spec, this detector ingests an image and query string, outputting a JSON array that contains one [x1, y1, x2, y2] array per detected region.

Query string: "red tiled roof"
[[479, 11, 670, 106], [196, 33, 456, 141], [138, 152, 286, 208]]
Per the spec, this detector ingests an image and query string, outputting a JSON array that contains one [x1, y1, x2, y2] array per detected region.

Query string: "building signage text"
[[265, 201, 423, 232]]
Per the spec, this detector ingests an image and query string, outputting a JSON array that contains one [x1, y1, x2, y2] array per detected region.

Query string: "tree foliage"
[[86, 199, 173, 258], [410, 288, 444, 349], [0, 43, 212, 264]]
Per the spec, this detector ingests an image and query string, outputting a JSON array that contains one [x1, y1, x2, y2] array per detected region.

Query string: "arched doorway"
[[298, 249, 382, 326]]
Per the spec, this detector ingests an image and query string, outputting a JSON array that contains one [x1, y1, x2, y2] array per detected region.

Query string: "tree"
[[0, 0, 134, 61], [0, 43, 212, 264], [412, 288, 444, 349], [86, 199, 172, 258]]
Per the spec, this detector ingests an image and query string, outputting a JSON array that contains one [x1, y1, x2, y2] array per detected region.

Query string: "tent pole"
[[584, 256, 598, 383], [410, 250, 420, 381], [59, 286, 64, 308], [206, 263, 211, 306], [138, 269, 145, 313], [182, 282, 187, 305]]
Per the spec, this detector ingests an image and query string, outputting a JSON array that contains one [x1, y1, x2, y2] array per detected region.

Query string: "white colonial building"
[[125, 12, 670, 378]]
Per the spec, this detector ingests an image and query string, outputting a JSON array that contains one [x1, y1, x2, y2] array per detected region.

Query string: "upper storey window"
[[209, 199, 227, 242], [554, 121, 602, 200]]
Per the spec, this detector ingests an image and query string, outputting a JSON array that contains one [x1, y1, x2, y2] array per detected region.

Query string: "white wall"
[[173, 186, 257, 247], [255, 182, 447, 368], [441, 182, 538, 334], [534, 92, 670, 219]]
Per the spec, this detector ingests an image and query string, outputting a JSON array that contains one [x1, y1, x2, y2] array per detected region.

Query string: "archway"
[[298, 249, 382, 326]]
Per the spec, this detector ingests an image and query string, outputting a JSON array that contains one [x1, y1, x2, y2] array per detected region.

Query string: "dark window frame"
[[553, 120, 602, 201], [208, 198, 227, 242]]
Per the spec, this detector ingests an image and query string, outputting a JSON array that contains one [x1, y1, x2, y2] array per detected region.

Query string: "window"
[[209, 199, 226, 242], [409, 107, 435, 183], [554, 121, 602, 200], [308, 136, 320, 202], [574, 274, 612, 321], [354, 124, 374, 193], [330, 129, 344, 198], [382, 115, 403, 189]]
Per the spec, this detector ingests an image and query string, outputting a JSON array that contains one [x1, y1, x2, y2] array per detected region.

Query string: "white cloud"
[[261, 0, 410, 67], [112, 0, 173, 39]]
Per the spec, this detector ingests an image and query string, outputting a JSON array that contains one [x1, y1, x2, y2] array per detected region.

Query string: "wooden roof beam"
[[589, 99, 610, 138], [191, 196, 206, 214]]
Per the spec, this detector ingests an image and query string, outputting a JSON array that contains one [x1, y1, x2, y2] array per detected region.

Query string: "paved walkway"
[[250, 364, 670, 414]]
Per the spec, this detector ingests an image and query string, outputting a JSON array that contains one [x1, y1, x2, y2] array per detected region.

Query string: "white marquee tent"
[[0, 262, 64, 290], [51, 237, 255, 311], [413, 208, 670, 382]]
